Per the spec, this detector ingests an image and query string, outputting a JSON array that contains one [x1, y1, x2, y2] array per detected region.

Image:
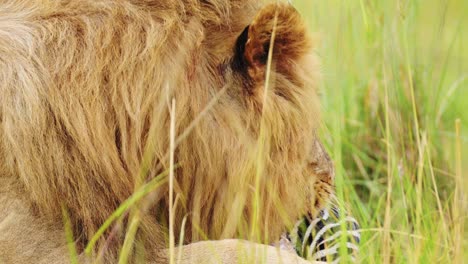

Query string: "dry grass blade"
[[169, 98, 176, 264], [250, 0, 280, 243], [176, 216, 188, 264]]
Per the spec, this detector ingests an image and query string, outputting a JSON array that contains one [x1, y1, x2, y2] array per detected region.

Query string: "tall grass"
[[295, 0, 467, 262]]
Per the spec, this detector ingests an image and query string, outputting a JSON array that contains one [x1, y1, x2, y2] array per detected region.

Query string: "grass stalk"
[[61, 205, 79, 264], [250, 0, 280, 243], [169, 98, 176, 264], [452, 119, 463, 263]]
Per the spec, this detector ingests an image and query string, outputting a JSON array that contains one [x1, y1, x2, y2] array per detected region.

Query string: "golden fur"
[[0, 0, 332, 262]]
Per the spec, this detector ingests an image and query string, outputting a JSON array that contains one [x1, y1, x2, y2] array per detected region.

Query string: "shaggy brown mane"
[[0, 1, 331, 263]]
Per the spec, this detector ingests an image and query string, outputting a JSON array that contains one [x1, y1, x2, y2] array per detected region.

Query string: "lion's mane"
[[0, 0, 328, 261]]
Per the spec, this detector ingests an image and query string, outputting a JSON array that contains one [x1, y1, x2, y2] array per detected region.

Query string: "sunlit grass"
[[295, 0, 467, 262]]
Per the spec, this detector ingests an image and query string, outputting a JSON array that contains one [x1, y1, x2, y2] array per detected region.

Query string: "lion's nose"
[[308, 139, 334, 182]]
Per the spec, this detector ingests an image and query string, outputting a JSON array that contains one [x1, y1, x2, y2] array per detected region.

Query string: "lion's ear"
[[232, 3, 312, 83]]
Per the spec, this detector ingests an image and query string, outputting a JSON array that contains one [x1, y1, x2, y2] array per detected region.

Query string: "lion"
[[0, 1, 334, 263]]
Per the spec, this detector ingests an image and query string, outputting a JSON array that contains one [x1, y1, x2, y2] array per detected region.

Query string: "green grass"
[[295, 0, 467, 262]]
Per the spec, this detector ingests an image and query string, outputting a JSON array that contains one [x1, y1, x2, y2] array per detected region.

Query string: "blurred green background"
[[294, 0, 467, 263]]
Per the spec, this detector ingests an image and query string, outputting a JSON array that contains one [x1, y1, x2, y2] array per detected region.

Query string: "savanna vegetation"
[[294, 0, 467, 262]]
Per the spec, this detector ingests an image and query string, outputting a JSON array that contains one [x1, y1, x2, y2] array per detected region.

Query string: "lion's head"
[[0, 0, 333, 253]]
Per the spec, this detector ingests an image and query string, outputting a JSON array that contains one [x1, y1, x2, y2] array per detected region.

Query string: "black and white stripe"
[[287, 207, 360, 263]]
